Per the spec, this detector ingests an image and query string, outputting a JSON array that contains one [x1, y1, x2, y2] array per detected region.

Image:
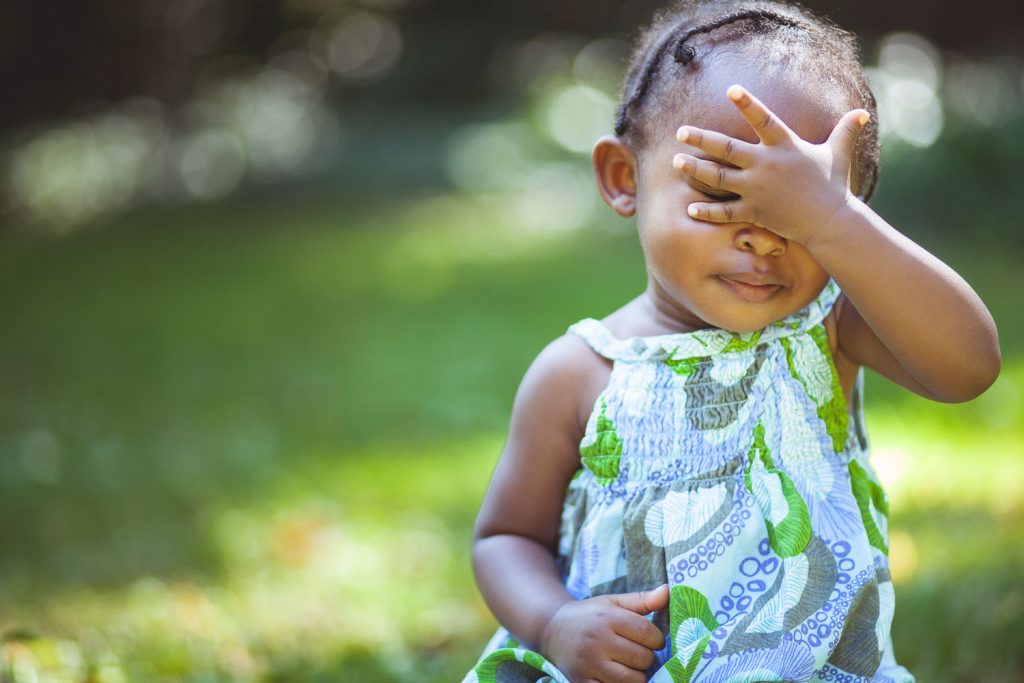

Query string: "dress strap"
[[567, 318, 645, 362]]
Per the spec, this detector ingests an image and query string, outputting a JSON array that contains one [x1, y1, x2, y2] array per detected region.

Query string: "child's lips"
[[717, 274, 784, 303]]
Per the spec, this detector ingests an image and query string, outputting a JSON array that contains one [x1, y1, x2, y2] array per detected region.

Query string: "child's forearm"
[[807, 197, 1001, 401], [472, 533, 575, 654]]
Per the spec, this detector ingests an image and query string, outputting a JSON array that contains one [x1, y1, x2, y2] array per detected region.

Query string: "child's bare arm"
[[472, 334, 666, 681], [804, 197, 1000, 403], [471, 335, 588, 650], [674, 85, 1000, 402]]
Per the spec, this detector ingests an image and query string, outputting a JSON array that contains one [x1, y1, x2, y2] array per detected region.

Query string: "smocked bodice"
[[563, 278, 868, 501]]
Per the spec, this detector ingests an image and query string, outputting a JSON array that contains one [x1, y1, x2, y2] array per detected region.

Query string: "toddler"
[[462, 1, 1000, 681]]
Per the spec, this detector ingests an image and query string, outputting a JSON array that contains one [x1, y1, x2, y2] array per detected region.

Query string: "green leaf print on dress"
[[471, 647, 567, 683], [664, 331, 761, 380], [578, 396, 622, 487], [664, 353, 708, 377], [744, 422, 812, 558], [665, 585, 720, 683], [720, 329, 762, 353], [849, 459, 890, 554], [779, 326, 848, 452]]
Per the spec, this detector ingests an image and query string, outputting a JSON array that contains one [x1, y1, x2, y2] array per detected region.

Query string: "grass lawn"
[[0, 186, 1021, 681]]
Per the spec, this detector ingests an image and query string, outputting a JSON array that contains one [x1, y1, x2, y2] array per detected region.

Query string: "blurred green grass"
[[1, 152, 1022, 679]]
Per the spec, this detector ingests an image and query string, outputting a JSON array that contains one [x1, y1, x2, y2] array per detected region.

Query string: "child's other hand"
[[673, 84, 870, 246], [540, 583, 668, 683]]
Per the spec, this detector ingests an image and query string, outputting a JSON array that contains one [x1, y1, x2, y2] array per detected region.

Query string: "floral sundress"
[[463, 280, 915, 683]]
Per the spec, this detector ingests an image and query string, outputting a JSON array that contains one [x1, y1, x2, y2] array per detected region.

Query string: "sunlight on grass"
[[4, 366, 1022, 681], [1, 181, 1020, 680], [871, 364, 1024, 514], [1, 435, 503, 682]]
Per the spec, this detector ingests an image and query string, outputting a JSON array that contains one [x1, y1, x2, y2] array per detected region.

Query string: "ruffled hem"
[[461, 628, 916, 682]]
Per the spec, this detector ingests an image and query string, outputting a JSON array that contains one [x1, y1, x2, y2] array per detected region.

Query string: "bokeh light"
[[572, 38, 630, 95], [487, 32, 582, 96], [6, 104, 168, 230], [178, 127, 247, 199], [507, 162, 596, 233], [868, 33, 945, 148], [444, 120, 546, 193], [315, 9, 402, 83], [944, 58, 1021, 126], [536, 83, 616, 154]]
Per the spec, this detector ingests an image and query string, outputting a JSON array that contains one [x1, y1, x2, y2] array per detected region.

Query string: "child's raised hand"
[[540, 583, 669, 683], [673, 84, 870, 246]]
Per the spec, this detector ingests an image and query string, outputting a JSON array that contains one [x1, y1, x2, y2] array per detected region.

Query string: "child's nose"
[[734, 225, 786, 257]]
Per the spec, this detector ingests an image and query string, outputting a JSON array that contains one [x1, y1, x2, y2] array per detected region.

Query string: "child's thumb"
[[607, 583, 670, 615], [828, 109, 870, 160]]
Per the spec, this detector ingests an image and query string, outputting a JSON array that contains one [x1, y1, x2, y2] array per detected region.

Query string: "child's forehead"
[[667, 55, 849, 147]]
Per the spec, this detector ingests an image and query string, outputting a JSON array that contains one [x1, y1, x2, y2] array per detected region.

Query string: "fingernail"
[[687, 204, 698, 217], [858, 111, 870, 126], [727, 84, 744, 100], [677, 127, 689, 142], [673, 153, 686, 170]]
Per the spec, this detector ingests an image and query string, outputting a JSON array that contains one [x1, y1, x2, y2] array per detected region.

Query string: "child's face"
[[634, 58, 849, 333]]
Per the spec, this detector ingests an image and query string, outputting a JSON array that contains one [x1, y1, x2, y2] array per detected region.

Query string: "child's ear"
[[592, 135, 638, 217]]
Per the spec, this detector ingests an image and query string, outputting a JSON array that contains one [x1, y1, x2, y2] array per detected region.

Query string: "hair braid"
[[615, 9, 806, 138], [671, 10, 804, 64], [613, 22, 688, 139]]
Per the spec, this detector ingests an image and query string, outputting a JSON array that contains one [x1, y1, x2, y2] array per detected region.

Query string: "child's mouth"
[[717, 275, 783, 303]]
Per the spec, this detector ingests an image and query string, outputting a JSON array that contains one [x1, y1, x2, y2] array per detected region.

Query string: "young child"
[[462, 2, 1000, 681]]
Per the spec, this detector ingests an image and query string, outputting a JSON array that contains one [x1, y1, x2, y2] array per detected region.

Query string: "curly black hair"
[[614, 0, 880, 201]]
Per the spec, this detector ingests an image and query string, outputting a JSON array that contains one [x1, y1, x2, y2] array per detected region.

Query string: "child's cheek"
[[643, 227, 696, 271]]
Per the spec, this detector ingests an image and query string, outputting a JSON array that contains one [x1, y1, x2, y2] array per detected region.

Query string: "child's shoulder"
[[525, 327, 613, 437], [514, 296, 652, 435], [533, 298, 660, 430]]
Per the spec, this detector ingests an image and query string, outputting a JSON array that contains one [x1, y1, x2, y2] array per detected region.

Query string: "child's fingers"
[[672, 153, 743, 193], [726, 84, 793, 146], [610, 609, 666, 651], [608, 634, 658, 671], [606, 584, 669, 615], [676, 126, 756, 168], [687, 199, 751, 224], [594, 659, 648, 683], [827, 108, 870, 162]]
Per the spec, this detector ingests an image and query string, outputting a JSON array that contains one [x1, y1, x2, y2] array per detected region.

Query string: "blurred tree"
[[1, 0, 1021, 131]]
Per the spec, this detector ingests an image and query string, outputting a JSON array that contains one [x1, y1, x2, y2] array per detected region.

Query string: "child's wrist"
[[537, 597, 574, 660], [803, 191, 861, 254]]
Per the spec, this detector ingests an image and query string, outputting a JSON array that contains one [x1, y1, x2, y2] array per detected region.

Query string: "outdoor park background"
[[0, 0, 1022, 680]]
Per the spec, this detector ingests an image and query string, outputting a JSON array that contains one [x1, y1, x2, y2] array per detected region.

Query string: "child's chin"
[[715, 310, 789, 334], [722, 323, 767, 334]]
